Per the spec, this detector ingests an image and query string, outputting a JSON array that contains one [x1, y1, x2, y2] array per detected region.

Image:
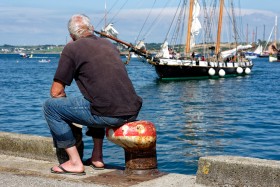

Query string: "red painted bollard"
[[106, 120, 158, 175]]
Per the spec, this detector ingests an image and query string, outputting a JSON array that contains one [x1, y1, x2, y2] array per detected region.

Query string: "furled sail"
[[190, 0, 202, 49], [135, 40, 146, 51], [221, 44, 252, 59], [102, 23, 119, 38], [156, 40, 170, 58]]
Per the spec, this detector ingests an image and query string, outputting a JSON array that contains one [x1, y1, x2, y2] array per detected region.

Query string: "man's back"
[[55, 35, 142, 117]]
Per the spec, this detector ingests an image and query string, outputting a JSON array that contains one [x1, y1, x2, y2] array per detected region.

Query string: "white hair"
[[68, 14, 94, 39]]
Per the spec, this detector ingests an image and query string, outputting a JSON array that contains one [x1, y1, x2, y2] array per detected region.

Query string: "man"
[[43, 14, 142, 175]]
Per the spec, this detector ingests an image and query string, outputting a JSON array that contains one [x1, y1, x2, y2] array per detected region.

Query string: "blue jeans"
[[43, 96, 138, 149]]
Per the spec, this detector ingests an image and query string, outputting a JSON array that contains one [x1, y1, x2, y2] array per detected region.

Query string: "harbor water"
[[0, 54, 279, 175]]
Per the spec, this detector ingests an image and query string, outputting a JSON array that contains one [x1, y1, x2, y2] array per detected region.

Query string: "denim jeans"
[[43, 96, 138, 149]]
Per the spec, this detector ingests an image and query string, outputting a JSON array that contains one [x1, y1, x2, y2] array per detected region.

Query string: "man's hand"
[[50, 80, 66, 98]]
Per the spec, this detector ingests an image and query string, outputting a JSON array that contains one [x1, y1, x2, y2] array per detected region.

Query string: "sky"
[[1, 0, 280, 46]]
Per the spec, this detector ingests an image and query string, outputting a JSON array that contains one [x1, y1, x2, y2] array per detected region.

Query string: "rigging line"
[[107, 0, 129, 24], [231, 0, 238, 44], [236, 0, 245, 42], [163, 0, 183, 42], [135, 0, 157, 43], [141, 0, 171, 40], [203, 0, 216, 44], [224, 0, 241, 43], [231, 0, 242, 44], [96, 0, 120, 29], [170, 0, 185, 48], [198, 0, 219, 56], [176, 2, 188, 52]]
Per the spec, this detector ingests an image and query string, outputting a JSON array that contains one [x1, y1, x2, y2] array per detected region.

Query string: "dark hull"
[[259, 55, 269, 58], [154, 64, 253, 80]]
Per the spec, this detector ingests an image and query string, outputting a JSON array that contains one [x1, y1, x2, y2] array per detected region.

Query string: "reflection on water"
[[0, 55, 279, 174]]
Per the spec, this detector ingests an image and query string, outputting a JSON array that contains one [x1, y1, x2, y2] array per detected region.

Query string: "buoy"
[[208, 68, 215, 76], [106, 120, 158, 175], [218, 69, 226, 77], [236, 67, 243, 74], [245, 68, 251, 74]]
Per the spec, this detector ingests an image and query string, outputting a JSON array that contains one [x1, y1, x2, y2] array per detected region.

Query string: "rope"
[[141, 0, 171, 40], [135, 0, 157, 43], [107, 0, 129, 24], [164, 0, 183, 43]]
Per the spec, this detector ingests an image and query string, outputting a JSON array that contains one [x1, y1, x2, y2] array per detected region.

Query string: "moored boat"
[[38, 59, 50, 63]]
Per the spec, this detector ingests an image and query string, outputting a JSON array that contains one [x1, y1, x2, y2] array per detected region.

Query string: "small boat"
[[245, 44, 264, 59], [19, 53, 33, 58], [259, 52, 269, 58], [245, 51, 258, 59], [38, 59, 50, 63]]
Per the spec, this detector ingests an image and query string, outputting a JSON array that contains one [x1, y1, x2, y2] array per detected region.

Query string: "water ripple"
[[0, 55, 279, 174]]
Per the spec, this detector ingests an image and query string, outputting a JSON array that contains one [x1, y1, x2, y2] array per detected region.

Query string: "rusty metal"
[[124, 147, 158, 175], [84, 170, 166, 187]]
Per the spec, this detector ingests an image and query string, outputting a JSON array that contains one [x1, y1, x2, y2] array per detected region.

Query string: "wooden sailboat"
[[96, 0, 253, 80]]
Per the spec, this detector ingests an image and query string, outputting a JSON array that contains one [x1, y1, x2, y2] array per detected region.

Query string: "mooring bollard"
[[106, 120, 158, 175]]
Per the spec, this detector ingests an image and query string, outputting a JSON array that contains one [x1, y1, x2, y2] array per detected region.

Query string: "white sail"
[[102, 23, 119, 38], [253, 45, 263, 55], [190, 0, 202, 49], [156, 40, 170, 58], [135, 40, 146, 51]]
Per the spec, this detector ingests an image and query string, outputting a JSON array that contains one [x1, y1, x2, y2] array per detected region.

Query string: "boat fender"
[[218, 69, 226, 77], [245, 68, 251, 74], [208, 68, 215, 76], [236, 67, 243, 74]]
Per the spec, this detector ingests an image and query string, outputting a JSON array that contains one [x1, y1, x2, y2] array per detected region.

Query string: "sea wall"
[[0, 132, 56, 161], [1, 131, 280, 187], [196, 155, 280, 187]]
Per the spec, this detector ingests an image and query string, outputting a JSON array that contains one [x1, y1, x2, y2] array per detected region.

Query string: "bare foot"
[[85, 157, 104, 168], [52, 160, 85, 173], [92, 160, 104, 168]]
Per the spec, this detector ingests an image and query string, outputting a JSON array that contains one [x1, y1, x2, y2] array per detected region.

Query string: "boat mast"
[[185, 0, 194, 55], [274, 16, 278, 46], [215, 0, 224, 55]]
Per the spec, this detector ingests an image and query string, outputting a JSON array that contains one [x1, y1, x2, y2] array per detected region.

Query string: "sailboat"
[[268, 16, 280, 62], [96, 0, 253, 80]]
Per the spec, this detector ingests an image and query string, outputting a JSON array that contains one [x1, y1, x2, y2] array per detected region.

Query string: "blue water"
[[0, 54, 279, 175]]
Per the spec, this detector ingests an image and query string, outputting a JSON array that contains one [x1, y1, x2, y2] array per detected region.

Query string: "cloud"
[[0, 2, 279, 45], [0, 5, 69, 45]]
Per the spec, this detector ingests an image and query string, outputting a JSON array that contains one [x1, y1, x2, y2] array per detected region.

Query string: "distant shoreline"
[[0, 52, 61, 55], [0, 45, 64, 55]]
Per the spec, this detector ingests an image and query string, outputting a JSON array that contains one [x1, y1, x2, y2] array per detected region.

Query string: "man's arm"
[[50, 80, 66, 98]]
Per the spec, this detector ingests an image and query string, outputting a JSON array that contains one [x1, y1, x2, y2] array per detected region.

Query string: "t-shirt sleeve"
[[54, 46, 76, 86]]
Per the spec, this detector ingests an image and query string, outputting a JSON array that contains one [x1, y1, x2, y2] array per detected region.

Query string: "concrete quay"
[[0, 131, 279, 187]]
